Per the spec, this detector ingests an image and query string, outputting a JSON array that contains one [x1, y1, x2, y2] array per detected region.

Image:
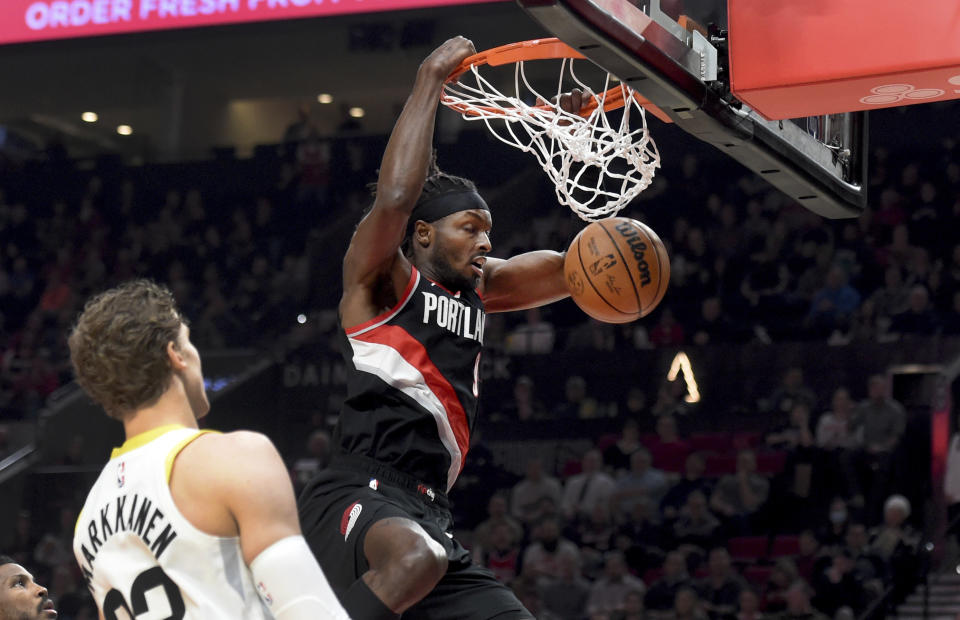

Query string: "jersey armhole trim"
[[344, 267, 420, 336], [165, 429, 219, 484]]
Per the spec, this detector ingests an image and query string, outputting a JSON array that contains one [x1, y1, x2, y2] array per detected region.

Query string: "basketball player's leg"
[[298, 473, 447, 618], [351, 517, 448, 613]]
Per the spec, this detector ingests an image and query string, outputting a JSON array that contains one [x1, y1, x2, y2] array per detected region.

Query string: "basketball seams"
[[575, 232, 633, 317], [597, 220, 643, 315]]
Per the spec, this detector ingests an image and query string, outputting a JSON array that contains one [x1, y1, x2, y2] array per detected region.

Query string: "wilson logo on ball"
[[615, 221, 652, 287]]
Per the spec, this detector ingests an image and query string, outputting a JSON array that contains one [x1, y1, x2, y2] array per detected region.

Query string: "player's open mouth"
[[41, 599, 57, 616], [470, 256, 486, 277]]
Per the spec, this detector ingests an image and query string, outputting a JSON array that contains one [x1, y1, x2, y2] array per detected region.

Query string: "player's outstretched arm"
[[477, 89, 589, 313], [174, 431, 349, 619], [481, 251, 570, 313], [342, 37, 476, 295]]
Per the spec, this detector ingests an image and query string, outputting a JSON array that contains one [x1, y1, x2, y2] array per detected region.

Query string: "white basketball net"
[[441, 58, 661, 222]]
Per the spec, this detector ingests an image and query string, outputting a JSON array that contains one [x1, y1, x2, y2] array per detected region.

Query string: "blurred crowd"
[[283, 369, 920, 620]]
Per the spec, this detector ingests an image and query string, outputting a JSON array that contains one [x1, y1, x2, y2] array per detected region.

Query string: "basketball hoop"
[[440, 38, 662, 222]]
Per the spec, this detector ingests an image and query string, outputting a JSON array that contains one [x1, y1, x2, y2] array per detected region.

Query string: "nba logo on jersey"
[[116, 461, 125, 488], [368, 478, 379, 490], [256, 582, 273, 606]]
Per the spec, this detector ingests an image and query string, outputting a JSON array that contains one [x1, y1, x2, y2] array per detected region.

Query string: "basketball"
[[564, 217, 669, 323]]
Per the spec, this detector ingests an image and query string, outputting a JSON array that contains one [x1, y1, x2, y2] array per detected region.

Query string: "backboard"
[[515, 0, 869, 218]]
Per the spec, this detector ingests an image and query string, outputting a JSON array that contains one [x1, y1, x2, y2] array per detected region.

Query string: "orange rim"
[[443, 38, 672, 123]]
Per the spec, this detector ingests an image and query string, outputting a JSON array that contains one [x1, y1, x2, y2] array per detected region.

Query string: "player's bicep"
[[215, 432, 303, 565], [343, 203, 412, 287], [481, 251, 569, 313]]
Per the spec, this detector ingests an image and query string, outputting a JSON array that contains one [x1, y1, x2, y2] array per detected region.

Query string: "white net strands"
[[442, 57, 661, 222]]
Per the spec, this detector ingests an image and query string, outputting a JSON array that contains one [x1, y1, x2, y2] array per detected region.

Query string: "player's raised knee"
[[395, 534, 447, 587]]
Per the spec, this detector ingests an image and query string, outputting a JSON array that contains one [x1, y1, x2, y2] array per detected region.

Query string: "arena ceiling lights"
[[0, 0, 506, 45]]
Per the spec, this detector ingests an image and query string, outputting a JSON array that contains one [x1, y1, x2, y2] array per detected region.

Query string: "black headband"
[[410, 189, 489, 230]]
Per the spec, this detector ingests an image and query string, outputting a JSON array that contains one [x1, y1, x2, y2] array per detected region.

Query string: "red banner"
[[0, 0, 502, 45]]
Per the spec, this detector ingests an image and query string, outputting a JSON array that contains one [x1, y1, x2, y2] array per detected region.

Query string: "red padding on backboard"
[[728, 0, 960, 119]]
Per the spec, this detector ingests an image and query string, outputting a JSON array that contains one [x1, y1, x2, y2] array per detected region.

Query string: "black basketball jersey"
[[335, 267, 486, 492]]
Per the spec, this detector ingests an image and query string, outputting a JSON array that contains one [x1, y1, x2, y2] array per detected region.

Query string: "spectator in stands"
[[773, 580, 828, 620], [473, 492, 524, 561], [649, 415, 693, 473], [477, 522, 522, 584], [512, 576, 561, 620], [662, 452, 713, 520], [512, 456, 563, 526], [505, 307, 556, 355], [765, 402, 814, 451], [562, 449, 616, 522], [672, 490, 721, 554], [586, 551, 646, 617], [868, 495, 918, 563], [612, 448, 669, 518], [617, 499, 665, 572], [574, 502, 618, 572], [818, 497, 851, 549], [793, 530, 830, 584], [672, 585, 708, 620], [644, 550, 693, 613], [540, 553, 590, 620], [762, 559, 799, 613], [868, 266, 910, 321], [736, 588, 763, 620], [766, 403, 821, 527], [650, 307, 686, 347], [610, 589, 645, 620], [620, 387, 648, 419], [810, 549, 866, 616], [0, 555, 57, 619], [805, 265, 861, 338], [710, 449, 769, 535], [604, 418, 643, 473], [890, 284, 940, 335], [498, 375, 546, 422], [522, 515, 581, 584], [815, 387, 859, 450], [843, 523, 884, 597], [847, 375, 906, 514], [695, 547, 744, 620], [761, 367, 817, 431], [557, 375, 605, 419], [691, 297, 741, 345]]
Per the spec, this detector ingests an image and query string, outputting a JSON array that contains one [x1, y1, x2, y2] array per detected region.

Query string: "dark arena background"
[[1, 1, 960, 618]]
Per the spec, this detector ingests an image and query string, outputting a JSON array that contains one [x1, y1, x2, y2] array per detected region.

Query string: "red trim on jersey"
[[344, 267, 419, 336], [426, 277, 460, 298], [352, 325, 470, 472]]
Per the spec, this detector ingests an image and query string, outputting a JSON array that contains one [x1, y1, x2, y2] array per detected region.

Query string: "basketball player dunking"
[[69, 281, 348, 619], [298, 37, 580, 619]]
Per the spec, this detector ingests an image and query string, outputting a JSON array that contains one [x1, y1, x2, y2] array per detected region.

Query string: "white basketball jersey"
[[74, 424, 272, 619]]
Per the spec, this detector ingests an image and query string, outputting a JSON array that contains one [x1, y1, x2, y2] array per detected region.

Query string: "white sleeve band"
[[249, 535, 351, 619]]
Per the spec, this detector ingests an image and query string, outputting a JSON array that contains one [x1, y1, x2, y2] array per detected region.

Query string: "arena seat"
[[728, 536, 768, 563], [770, 534, 800, 557]]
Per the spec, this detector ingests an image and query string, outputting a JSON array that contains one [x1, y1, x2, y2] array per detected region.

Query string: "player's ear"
[[414, 220, 433, 248], [166, 341, 186, 371]]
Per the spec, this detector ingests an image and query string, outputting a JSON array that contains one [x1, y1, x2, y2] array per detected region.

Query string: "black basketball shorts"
[[298, 457, 532, 620]]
